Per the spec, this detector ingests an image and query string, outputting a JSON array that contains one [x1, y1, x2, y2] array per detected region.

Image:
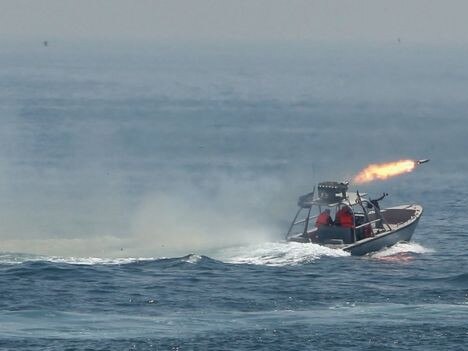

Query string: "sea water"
[[0, 42, 467, 350]]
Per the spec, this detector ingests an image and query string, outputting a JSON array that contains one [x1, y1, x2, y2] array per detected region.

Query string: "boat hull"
[[343, 216, 420, 256]]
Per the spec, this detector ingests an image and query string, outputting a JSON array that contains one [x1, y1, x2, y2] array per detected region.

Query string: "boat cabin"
[[286, 181, 388, 245]]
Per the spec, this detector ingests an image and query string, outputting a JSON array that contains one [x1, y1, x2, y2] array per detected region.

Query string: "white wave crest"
[[214, 241, 349, 266], [371, 242, 434, 259], [0, 253, 158, 265], [182, 254, 203, 264], [43, 256, 158, 265]]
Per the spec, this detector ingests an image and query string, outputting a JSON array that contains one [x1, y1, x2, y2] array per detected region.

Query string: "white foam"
[[214, 241, 349, 266], [0, 253, 158, 265], [371, 242, 434, 258], [44, 256, 158, 265], [0, 253, 36, 265], [183, 254, 203, 264]]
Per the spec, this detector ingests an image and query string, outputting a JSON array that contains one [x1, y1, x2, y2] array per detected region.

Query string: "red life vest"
[[335, 208, 354, 228], [315, 212, 331, 227]]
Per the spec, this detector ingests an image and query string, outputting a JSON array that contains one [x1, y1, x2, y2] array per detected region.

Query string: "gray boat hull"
[[343, 216, 420, 256]]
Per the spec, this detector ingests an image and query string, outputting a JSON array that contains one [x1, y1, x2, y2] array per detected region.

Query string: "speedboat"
[[285, 181, 423, 256]]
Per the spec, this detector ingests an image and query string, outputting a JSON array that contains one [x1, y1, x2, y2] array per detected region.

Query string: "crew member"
[[368, 193, 388, 229], [370, 193, 388, 210], [315, 209, 333, 227], [335, 205, 354, 228]]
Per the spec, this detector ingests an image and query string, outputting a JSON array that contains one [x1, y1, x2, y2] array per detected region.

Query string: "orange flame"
[[354, 159, 416, 184]]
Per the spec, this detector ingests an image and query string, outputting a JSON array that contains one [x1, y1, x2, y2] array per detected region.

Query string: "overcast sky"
[[1, 0, 467, 44]]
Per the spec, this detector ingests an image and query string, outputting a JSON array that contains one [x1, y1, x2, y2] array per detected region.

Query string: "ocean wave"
[[181, 254, 203, 264], [0, 241, 432, 268], [213, 241, 349, 266], [0, 252, 222, 270], [0, 252, 159, 266], [449, 272, 468, 283]]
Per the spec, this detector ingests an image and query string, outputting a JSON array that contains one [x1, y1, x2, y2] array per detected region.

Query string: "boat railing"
[[288, 233, 303, 238], [355, 219, 381, 230], [294, 215, 319, 225]]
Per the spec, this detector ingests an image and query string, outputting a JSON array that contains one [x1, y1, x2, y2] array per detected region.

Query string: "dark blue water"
[[0, 42, 467, 350]]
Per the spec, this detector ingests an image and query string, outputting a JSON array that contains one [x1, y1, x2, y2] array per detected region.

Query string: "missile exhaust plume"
[[353, 159, 418, 184]]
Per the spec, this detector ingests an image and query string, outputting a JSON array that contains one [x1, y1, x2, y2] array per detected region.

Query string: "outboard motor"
[[317, 181, 349, 203]]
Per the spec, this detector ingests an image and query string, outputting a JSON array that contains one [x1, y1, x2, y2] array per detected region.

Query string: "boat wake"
[[214, 241, 349, 266], [370, 242, 433, 261], [0, 242, 432, 267]]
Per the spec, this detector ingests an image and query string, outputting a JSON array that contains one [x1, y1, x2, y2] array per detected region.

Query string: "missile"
[[416, 159, 430, 165]]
